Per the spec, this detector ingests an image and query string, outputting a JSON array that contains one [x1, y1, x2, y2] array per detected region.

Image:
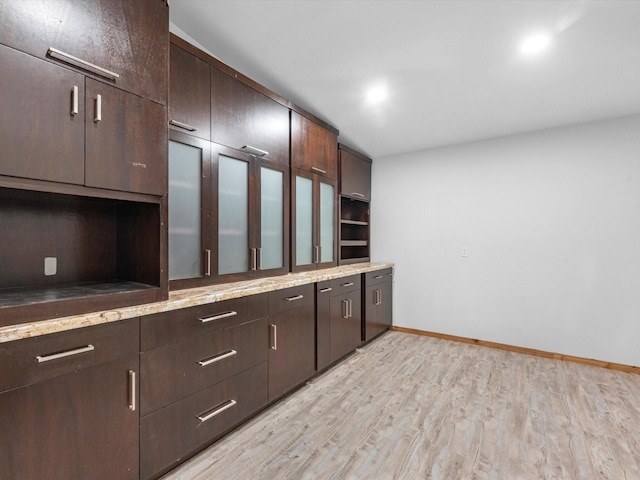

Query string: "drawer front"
[[268, 284, 314, 316], [330, 274, 361, 296], [364, 268, 393, 287], [140, 362, 268, 480], [140, 317, 268, 416], [0, 319, 139, 393], [141, 293, 268, 351]]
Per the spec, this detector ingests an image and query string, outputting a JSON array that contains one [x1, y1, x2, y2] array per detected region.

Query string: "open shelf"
[[341, 240, 368, 247], [340, 219, 368, 226], [339, 195, 370, 265]]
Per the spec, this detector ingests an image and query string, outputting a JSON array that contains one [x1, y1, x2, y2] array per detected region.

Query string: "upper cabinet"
[[0, 0, 168, 105], [169, 43, 211, 140], [211, 66, 289, 165], [339, 145, 372, 201], [291, 111, 338, 179]]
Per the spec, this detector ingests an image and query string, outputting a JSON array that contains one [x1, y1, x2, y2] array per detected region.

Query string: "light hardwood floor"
[[162, 331, 640, 479]]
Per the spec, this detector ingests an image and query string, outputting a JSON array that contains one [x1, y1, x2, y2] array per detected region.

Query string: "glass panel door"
[[319, 181, 334, 263], [295, 175, 314, 266], [168, 140, 202, 280], [260, 166, 284, 270], [218, 155, 249, 274]]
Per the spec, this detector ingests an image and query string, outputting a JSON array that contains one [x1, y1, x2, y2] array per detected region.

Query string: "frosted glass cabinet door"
[[260, 167, 284, 270], [295, 176, 314, 266], [319, 181, 334, 263], [218, 155, 249, 274], [168, 140, 202, 280]]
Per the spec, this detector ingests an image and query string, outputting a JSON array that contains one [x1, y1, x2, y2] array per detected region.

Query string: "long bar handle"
[[270, 324, 277, 350], [351, 192, 365, 198], [197, 399, 237, 423], [342, 282, 355, 287], [94, 94, 102, 123], [198, 349, 237, 367], [169, 119, 198, 132], [241, 145, 269, 157], [319, 287, 332, 293], [374, 275, 383, 279], [313, 245, 320, 264], [199, 311, 237, 323], [71, 85, 79, 116], [204, 249, 211, 277], [36, 344, 94, 363], [128, 370, 136, 411], [48, 47, 120, 80], [348, 298, 353, 318], [250, 248, 257, 271], [342, 299, 348, 319], [311, 166, 327, 174], [285, 294, 304, 302]]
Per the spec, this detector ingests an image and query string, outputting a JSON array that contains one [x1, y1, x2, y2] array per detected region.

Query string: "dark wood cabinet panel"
[[329, 277, 362, 364], [0, 0, 168, 105], [169, 43, 211, 139], [363, 269, 393, 341], [316, 280, 332, 372], [268, 284, 315, 401], [339, 145, 372, 201], [0, 44, 85, 185], [291, 111, 338, 179], [85, 79, 167, 195], [140, 362, 268, 480], [211, 66, 289, 165]]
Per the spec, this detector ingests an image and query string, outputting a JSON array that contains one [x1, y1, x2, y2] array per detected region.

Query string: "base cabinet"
[[329, 275, 362, 364], [363, 268, 393, 341]]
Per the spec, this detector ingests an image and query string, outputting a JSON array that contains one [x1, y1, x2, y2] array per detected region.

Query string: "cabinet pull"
[[94, 94, 102, 123], [270, 324, 277, 350], [342, 282, 354, 287], [250, 248, 257, 271], [257, 247, 263, 270], [199, 311, 237, 323], [36, 344, 94, 363], [374, 275, 383, 279], [241, 145, 269, 157], [169, 119, 198, 132], [197, 399, 237, 423], [128, 370, 136, 411], [313, 245, 320, 264], [198, 349, 237, 367], [342, 299, 348, 319], [311, 166, 327, 174], [351, 192, 365, 198], [48, 47, 120, 80], [71, 85, 79, 116], [204, 249, 211, 277], [348, 298, 353, 318], [285, 294, 304, 302], [387, 273, 393, 276], [319, 287, 332, 293]]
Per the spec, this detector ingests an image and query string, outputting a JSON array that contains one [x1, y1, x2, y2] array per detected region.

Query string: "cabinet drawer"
[[268, 284, 314, 315], [364, 268, 393, 286], [140, 362, 268, 480], [140, 317, 267, 416], [0, 319, 139, 393], [141, 293, 268, 351], [330, 274, 361, 295]]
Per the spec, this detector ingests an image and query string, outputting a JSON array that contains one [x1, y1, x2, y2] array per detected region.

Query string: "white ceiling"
[[169, 0, 640, 159]]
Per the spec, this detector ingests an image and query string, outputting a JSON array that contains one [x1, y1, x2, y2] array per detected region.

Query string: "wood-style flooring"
[[162, 331, 640, 479]]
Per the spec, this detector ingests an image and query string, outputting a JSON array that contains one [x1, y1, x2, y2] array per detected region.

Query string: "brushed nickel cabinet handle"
[[48, 47, 120, 80], [270, 324, 277, 350], [285, 294, 304, 302], [342, 282, 354, 287], [169, 119, 197, 131], [374, 275, 383, 279], [387, 272, 393, 276], [319, 287, 332, 293], [198, 349, 237, 367], [342, 299, 348, 319], [36, 344, 94, 363], [197, 399, 237, 423], [71, 85, 79, 116], [94, 94, 102, 123], [199, 311, 237, 323], [311, 166, 327, 174], [313, 245, 320, 264], [250, 248, 257, 271], [241, 145, 269, 157], [351, 192, 365, 198], [128, 370, 136, 411], [204, 249, 211, 277]]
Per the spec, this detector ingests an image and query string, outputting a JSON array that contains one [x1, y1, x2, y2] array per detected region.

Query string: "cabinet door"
[[169, 43, 211, 139], [316, 281, 332, 371], [85, 79, 167, 195], [0, 44, 84, 185], [340, 148, 372, 201], [380, 275, 393, 331], [0, 356, 139, 480], [259, 163, 289, 274], [211, 66, 289, 165], [292, 171, 315, 270], [329, 291, 362, 364], [0, 0, 168, 104], [291, 111, 338, 179], [168, 132, 212, 287], [364, 284, 381, 342], [318, 178, 338, 267]]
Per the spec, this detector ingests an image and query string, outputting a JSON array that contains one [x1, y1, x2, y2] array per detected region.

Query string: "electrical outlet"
[[44, 257, 57, 276], [461, 247, 469, 257]]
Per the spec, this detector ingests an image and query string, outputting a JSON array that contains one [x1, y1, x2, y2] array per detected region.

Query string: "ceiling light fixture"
[[520, 33, 552, 55], [365, 84, 388, 106]]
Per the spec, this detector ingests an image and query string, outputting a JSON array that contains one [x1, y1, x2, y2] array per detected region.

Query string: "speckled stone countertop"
[[0, 263, 393, 344]]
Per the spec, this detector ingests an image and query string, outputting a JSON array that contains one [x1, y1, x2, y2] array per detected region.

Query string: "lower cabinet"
[[329, 274, 362, 364], [0, 319, 140, 480], [363, 268, 394, 341], [268, 284, 315, 401]]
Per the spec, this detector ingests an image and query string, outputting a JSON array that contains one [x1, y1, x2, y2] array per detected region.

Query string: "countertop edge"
[[0, 263, 393, 344]]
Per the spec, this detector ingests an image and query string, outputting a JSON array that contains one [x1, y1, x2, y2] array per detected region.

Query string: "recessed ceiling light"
[[365, 84, 388, 105], [520, 33, 552, 55]]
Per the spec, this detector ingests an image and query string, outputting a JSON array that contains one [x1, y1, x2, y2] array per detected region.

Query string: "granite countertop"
[[0, 262, 393, 344]]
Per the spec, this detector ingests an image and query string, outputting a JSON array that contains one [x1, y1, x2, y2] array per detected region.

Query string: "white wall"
[[371, 114, 640, 366]]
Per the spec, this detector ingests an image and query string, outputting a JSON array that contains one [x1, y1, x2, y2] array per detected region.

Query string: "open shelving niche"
[[339, 195, 370, 264]]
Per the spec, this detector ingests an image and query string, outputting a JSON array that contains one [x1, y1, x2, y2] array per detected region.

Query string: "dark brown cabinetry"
[[0, 319, 140, 480], [268, 284, 316, 401], [339, 144, 372, 201], [315, 280, 333, 372], [291, 111, 338, 179], [139, 294, 269, 480], [363, 268, 393, 342], [329, 274, 363, 363]]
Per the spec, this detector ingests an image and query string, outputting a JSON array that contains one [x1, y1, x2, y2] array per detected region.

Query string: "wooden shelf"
[[341, 240, 368, 247], [339, 256, 371, 265]]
